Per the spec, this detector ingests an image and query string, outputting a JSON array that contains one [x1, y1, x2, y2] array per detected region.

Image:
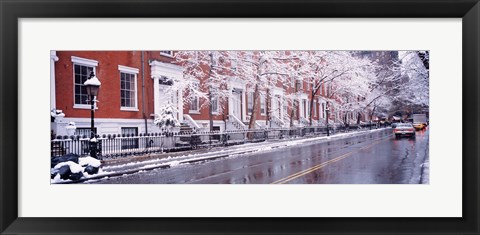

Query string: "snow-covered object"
[[154, 104, 180, 132], [398, 51, 429, 106], [54, 161, 83, 173], [51, 156, 102, 182], [90, 137, 98, 142], [79, 156, 101, 168], [50, 109, 65, 117], [65, 122, 76, 136], [83, 75, 101, 86]]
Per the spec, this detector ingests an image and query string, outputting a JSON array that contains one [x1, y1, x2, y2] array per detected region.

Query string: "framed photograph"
[[1, 0, 478, 234]]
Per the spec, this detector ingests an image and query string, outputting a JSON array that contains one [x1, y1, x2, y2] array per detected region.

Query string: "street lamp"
[[325, 102, 330, 136], [84, 71, 101, 159]]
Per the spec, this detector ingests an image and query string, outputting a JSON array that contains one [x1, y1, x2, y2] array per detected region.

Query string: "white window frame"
[[247, 92, 254, 115], [211, 51, 219, 66], [189, 81, 200, 114], [72, 56, 98, 109], [300, 80, 304, 90], [260, 95, 266, 116], [160, 51, 174, 57], [231, 52, 238, 70], [119, 65, 140, 111], [211, 87, 219, 114]]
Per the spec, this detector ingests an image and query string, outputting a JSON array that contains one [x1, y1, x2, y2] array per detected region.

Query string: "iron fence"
[[51, 123, 380, 159]]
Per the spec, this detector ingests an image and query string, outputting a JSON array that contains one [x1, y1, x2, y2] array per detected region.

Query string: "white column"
[[50, 51, 58, 110], [153, 76, 160, 116], [177, 88, 184, 122], [228, 85, 233, 116], [241, 88, 246, 122], [280, 97, 284, 118]]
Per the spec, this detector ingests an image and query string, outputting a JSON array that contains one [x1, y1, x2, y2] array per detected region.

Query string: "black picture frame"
[[1, 0, 478, 234]]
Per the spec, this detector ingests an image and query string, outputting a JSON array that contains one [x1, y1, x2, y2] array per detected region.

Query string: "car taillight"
[[409, 128, 414, 132]]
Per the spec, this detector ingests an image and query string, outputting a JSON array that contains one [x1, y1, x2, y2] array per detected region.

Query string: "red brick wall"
[[56, 51, 146, 119], [55, 51, 331, 124]]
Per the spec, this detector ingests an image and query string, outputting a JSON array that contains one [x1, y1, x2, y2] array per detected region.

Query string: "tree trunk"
[[266, 88, 271, 127], [247, 84, 259, 139], [309, 88, 319, 126], [208, 53, 214, 131], [208, 86, 214, 131], [290, 100, 297, 127], [289, 80, 299, 128]]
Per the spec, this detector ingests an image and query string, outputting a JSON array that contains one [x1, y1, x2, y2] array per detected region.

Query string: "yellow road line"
[[272, 135, 391, 184]]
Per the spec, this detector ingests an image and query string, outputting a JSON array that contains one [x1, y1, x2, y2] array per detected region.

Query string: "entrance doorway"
[[232, 89, 242, 120]]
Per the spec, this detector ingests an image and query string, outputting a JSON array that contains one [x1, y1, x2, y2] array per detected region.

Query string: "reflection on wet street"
[[94, 128, 429, 184]]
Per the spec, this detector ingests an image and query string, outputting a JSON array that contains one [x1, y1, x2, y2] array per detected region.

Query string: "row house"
[[50, 51, 356, 137]]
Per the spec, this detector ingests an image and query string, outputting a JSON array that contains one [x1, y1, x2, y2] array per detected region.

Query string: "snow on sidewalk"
[[54, 128, 390, 184], [101, 128, 390, 173]]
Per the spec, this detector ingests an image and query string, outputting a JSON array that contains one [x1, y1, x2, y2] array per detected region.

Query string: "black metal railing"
[[50, 123, 381, 159]]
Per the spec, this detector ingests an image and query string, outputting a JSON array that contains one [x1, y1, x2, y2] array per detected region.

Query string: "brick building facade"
[[51, 51, 363, 137]]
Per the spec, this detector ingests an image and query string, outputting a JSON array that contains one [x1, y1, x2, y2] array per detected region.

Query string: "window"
[[120, 72, 136, 109], [211, 88, 219, 113], [321, 103, 325, 118], [72, 57, 98, 108], [211, 51, 219, 66], [190, 96, 199, 112], [247, 92, 254, 114], [74, 64, 94, 105], [296, 80, 303, 90], [121, 127, 139, 150], [302, 99, 307, 117], [119, 65, 139, 111], [76, 127, 96, 137], [160, 51, 173, 57], [313, 100, 317, 117], [189, 81, 200, 113], [260, 95, 266, 115], [231, 52, 238, 70]]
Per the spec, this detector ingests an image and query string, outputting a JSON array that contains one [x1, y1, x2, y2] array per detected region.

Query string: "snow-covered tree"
[[295, 51, 375, 125], [175, 51, 235, 131], [221, 51, 293, 130], [154, 104, 180, 133], [397, 51, 429, 107]]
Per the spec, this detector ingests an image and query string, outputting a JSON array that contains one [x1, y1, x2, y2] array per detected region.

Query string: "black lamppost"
[[84, 71, 101, 159], [325, 102, 330, 136]]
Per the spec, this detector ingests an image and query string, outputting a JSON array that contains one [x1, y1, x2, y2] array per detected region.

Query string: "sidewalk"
[[57, 128, 391, 184]]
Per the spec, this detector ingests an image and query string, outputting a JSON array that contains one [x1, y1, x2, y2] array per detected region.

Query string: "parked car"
[[394, 123, 416, 139]]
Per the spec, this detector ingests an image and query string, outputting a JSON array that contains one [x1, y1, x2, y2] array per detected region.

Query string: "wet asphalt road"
[[94, 128, 429, 184]]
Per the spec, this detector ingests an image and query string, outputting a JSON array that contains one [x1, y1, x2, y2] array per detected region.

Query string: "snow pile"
[[420, 160, 429, 184], [169, 160, 181, 167], [54, 161, 84, 173], [79, 156, 101, 168], [51, 154, 102, 183]]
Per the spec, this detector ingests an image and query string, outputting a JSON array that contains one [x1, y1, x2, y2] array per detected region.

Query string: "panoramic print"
[[50, 50, 429, 184]]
